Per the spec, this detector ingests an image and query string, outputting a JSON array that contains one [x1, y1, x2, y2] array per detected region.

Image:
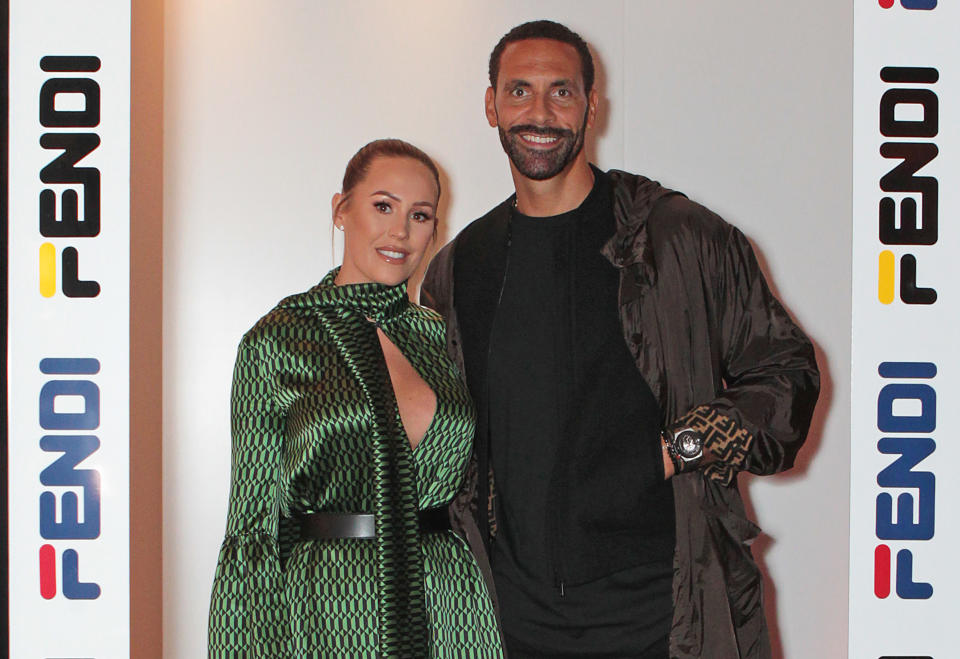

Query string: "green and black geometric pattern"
[[209, 268, 503, 658]]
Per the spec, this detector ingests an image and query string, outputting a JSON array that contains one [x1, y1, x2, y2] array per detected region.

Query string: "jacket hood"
[[601, 169, 678, 287]]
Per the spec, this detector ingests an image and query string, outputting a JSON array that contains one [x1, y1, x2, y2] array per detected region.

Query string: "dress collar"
[[283, 267, 409, 325]]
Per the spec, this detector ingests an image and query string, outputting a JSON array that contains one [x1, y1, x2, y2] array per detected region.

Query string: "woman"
[[208, 139, 503, 658]]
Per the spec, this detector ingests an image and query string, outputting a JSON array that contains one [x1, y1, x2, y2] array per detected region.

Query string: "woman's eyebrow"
[[370, 190, 401, 201]]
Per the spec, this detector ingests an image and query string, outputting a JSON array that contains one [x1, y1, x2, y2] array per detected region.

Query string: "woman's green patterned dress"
[[208, 270, 503, 658]]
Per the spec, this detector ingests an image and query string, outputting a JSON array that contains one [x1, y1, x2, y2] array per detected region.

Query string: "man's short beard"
[[497, 115, 588, 181]]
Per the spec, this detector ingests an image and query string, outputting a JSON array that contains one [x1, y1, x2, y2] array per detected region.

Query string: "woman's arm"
[[208, 338, 291, 658]]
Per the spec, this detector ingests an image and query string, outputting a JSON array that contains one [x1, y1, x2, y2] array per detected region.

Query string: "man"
[[422, 20, 819, 659]]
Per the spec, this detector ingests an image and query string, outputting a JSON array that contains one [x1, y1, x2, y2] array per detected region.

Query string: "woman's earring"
[[335, 224, 344, 231]]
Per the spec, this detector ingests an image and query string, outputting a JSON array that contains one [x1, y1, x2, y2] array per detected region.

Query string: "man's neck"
[[511, 156, 595, 217]]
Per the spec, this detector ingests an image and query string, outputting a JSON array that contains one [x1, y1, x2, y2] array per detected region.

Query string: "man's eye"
[[511, 87, 526, 97], [556, 88, 570, 97]]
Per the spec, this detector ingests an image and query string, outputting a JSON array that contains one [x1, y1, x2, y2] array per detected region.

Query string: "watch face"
[[676, 430, 703, 459]]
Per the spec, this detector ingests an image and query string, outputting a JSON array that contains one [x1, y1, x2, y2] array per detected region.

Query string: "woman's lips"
[[376, 247, 409, 262]]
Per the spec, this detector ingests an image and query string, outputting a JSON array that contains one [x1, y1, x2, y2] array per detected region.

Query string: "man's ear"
[[484, 86, 498, 128], [586, 88, 599, 129]]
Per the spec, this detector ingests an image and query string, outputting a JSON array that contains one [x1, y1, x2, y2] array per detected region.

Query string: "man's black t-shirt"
[[486, 169, 675, 657]]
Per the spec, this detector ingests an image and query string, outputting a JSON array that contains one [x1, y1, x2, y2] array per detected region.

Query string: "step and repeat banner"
[[1, 0, 956, 657], [851, 2, 956, 658], [6, 0, 131, 656]]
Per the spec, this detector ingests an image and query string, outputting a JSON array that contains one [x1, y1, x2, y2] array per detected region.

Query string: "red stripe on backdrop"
[[39, 544, 56, 600], [874, 544, 891, 599]]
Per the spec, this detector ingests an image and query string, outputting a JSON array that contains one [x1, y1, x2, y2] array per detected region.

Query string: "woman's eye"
[[411, 212, 432, 223], [374, 201, 391, 213]]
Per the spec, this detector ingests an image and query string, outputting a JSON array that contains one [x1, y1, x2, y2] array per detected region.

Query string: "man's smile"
[[520, 133, 560, 146], [508, 125, 573, 153]]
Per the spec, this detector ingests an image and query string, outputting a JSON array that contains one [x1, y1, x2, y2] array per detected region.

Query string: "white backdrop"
[[162, 2, 851, 657]]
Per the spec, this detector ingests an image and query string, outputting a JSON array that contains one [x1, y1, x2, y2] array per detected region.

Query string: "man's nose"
[[527, 92, 555, 124]]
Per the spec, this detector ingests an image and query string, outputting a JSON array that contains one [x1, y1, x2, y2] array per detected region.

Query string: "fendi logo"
[[873, 362, 936, 602], [876, 66, 938, 305], [37, 358, 103, 601], [38, 55, 102, 298]]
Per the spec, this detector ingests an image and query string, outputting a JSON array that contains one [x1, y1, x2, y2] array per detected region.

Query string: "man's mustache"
[[508, 125, 574, 139]]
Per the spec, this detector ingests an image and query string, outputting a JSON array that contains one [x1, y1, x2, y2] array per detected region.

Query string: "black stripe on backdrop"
[[1, 0, 12, 656]]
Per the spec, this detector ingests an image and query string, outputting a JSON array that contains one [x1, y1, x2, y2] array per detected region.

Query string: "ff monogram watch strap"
[[669, 405, 755, 485]]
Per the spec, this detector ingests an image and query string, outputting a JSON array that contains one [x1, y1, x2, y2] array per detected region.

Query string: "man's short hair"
[[488, 20, 595, 95]]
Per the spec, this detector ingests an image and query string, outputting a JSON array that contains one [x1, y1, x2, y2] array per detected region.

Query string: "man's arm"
[[420, 241, 455, 318], [668, 225, 820, 485]]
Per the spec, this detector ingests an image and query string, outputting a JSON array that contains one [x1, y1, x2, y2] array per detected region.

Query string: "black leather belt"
[[298, 507, 451, 540]]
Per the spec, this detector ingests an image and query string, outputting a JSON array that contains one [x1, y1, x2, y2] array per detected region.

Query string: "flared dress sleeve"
[[208, 339, 291, 658]]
